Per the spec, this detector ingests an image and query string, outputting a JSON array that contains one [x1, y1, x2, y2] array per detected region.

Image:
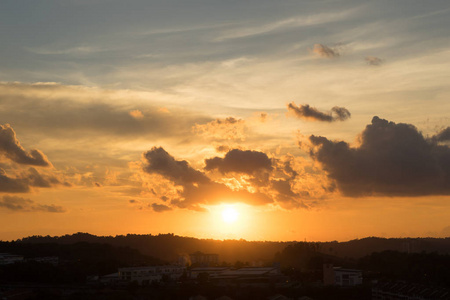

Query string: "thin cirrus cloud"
[[0, 82, 211, 140], [215, 8, 358, 41], [309, 116, 450, 197], [0, 195, 65, 213], [288, 103, 351, 122]]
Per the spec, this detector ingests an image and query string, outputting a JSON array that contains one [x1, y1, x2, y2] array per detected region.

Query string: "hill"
[[9, 234, 450, 263]]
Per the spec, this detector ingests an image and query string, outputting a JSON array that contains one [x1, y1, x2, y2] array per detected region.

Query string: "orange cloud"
[[193, 117, 246, 141]]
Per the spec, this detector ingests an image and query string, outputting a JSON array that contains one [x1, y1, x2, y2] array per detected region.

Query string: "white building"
[[118, 265, 185, 285], [334, 268, 362, 286], [323, 264, 362, 286]]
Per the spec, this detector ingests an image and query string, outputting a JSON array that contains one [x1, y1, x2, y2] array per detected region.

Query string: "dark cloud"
[[141, 147, 318, 210], [151, 203, 172, 212], [143, 147, 210, 186], [0, 167, 66, 193], [0, 195, 65, 212], [142, 147, 273, 209], [0, 170, 30, 193], [0, 124, 51, 166], [309, 116, 450, 196], [25, 167, 62, 187], [331, 106, 351, 121], [311, 44, 340, 58], [365, 56, 383, 66], [204, 149, 272, 175], [271, 178, 309, 209], [288, 103, 351, 122], [215, 145, 230, 153]]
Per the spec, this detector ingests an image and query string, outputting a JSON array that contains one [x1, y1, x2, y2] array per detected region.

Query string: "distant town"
[[1, 233, 449, 299]]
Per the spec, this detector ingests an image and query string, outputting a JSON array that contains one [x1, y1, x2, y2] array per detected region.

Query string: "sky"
[[1, 0, 449, 242]]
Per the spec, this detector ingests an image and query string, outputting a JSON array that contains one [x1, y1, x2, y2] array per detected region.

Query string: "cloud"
[[143, 147, 210, 186], [0, 171, 30, 193], [129, 109, 144, 120], [331, 106, 352, 121], [151, 203, 172, 212], [0, 195, 65, 212], [311, 44, 340, 58], [142, 147, 273, 209], [259, 112, 268, 123], [288, 103, 351, 122], [204, 149, 272, 175], [0, 167, 67, 193], [308, 116, 450, 196], [141, 147, 322, 210], [0, 82, 210, 140], [0, 124, 51, 166], [215, 9, 357, 41], [365, 56, 383, 66], [193, 117, 246, 141]]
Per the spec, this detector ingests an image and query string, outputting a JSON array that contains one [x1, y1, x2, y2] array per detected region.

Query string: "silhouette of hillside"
[[10, 233, 450, 263], [0, 241, 163, 283]]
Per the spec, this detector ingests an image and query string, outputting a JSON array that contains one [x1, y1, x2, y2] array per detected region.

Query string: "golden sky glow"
[[0, 0, 449, 242]]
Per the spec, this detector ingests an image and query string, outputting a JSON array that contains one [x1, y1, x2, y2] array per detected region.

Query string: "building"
[[118, 265, 185, 285], [323, 264, 362, 286], [189, 251, 219, 266], [372, 281, 450, 300], [28, 256, 59, 265], [197, 267, 285, 287], [0, 253, 24, 265], [189, 267, 230, 279]]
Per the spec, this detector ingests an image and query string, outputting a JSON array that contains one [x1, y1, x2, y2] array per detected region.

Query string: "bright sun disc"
[[222, 207, 238, 223]]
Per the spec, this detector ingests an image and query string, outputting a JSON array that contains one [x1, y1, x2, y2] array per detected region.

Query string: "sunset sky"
[[1, 0, 449, 242]]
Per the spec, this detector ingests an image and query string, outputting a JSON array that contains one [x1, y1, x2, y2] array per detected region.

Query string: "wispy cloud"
[[215, 9, 359, 41], [28, 46, 106, 56], [0, 195, 65, 213]]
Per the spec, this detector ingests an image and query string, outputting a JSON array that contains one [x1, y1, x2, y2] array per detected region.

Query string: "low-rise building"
[[192, 266, 285, 287], [372, 281, 450, 300], [0, 253, 24, 265], [189, 267, 230, 279], [323, 264, 362, 286], [189, 251, 219, 266], [118, 265, 185, 285]]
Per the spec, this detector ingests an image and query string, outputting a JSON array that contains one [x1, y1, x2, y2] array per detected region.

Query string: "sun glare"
[[222, 207, 239, 223]]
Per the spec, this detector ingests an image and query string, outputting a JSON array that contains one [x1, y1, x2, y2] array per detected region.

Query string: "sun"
[[222, 206, 239, 223]]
